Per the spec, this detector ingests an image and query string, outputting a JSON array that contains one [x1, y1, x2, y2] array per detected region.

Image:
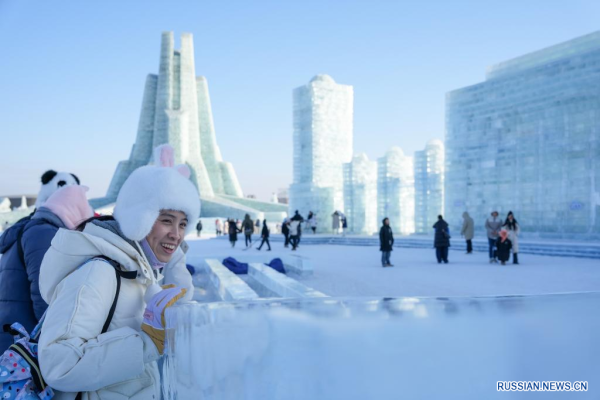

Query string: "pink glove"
[[141, 285, 187, 354]]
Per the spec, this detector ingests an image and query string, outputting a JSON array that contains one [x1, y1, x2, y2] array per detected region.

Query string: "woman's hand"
[[141, 286, 187, 354]]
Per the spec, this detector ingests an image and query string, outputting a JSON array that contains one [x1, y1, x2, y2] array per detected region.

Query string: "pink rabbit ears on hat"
[[113, 144, 201, 241], [153, 144, 191, 179]]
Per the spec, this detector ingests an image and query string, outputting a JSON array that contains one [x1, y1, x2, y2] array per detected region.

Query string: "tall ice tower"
[[289, 75, 353, 230], [93, 32, 286, 220]]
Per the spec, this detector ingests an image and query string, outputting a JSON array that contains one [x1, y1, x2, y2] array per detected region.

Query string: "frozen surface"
[[164, 294, 600, 399], [185, 236, 600, 297]]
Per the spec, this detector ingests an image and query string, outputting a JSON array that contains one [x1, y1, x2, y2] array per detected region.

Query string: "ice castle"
[[378, 147, 415, 235], [288, 75, 354, 231], [92, 32, 287, 220], [343, 153, 378, 234], [414, 140, 444, 234], [446, 30, 600, 239]]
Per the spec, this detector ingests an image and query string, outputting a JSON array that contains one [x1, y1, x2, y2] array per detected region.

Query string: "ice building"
[[343, 153, 377, 234], [92, 32, 286, 220], [377, 147, 415, 235], [288, 75, 353, 231], [446, 31, 600, 239], [414, 140, 445, 234]]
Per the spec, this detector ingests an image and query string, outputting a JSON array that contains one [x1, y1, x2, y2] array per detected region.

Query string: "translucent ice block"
[[163, 293, 600, 399]]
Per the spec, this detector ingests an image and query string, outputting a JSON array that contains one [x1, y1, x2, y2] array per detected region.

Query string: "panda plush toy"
[[35, 170, 81, 208]]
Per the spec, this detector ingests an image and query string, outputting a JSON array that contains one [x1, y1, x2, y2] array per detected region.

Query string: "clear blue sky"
[[1, 0, 599, 200]]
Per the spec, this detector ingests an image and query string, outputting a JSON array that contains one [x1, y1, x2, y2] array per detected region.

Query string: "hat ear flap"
[[153, 144, 175, 168], [41, 170, 57, 185], [175, 164, 191, 179]]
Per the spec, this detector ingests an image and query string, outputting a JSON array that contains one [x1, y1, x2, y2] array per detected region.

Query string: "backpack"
[[0, 256, 136, 399]]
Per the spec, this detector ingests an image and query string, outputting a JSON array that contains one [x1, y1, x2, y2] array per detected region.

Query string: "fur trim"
[[113, 147, 201, 241], [36, 170, 81, 208]]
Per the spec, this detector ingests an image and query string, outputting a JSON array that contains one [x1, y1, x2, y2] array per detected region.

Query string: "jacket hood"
[[462, 212, 470, 218], [39, 221, 157, 303], [32, 207, 67, 229]]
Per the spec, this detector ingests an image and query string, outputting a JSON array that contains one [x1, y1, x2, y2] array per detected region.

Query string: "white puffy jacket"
[[38, 221, 192, 399]]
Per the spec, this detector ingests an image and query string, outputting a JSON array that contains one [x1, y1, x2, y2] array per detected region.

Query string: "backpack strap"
[[9, 341, 48, 393], [91, 256, 137, 334]]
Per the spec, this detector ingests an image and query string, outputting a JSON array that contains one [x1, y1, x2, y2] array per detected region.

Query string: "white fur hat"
[[113, 145, 201, 241]]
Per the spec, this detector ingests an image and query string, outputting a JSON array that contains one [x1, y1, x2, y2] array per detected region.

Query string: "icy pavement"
[[185, 235, 600, 297]]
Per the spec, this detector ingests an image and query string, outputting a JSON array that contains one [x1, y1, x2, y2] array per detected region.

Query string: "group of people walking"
[[379, 211, 521, 267]]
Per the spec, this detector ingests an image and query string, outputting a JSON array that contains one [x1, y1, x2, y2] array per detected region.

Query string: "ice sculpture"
[[0, 197, 11, 213], [414, 139, 444, 234], [377, 147, 415, 235], [343, 153, 377, 234], [446, 30, 600, 239], [91, 32, 286, 220], [289, 75, 353, 231], [164, 293, 600, 399]]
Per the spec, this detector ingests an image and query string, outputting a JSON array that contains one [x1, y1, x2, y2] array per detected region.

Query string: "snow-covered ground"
[[185, 235, 600, 298]]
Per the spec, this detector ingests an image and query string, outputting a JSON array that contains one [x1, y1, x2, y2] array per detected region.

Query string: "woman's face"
[[508, 215, 513, 221], [146, 210, 188, 263]]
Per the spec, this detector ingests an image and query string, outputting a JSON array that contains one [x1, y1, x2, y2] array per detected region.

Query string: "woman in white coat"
[[38, 145, 199, 399], [503, 211, 520, 264]]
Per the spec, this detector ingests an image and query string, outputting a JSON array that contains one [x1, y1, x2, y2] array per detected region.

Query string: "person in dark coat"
[[495, 229, 513, 265], [282, 218, 290, 247], [196, 220, 203, 237], [241, 214, 254, 247], [0, 185, 92, 352], [379, 218, 394, 267], [228, 218, 241, 247], [433, 215, 450, 264], [257, 219, 271, 251]]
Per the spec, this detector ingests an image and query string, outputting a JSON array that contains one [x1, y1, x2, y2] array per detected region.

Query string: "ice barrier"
[[163, 293, 600, 399]]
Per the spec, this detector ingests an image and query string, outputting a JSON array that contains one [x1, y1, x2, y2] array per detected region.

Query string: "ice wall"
[[164, 293, 600, 399], [343, 153, 377, 234], [377, 147, 415, 235], [289, 75, 353, 231], [446, 31, 600, 239]]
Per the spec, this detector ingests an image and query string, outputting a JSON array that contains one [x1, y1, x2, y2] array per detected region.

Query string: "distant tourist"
[[485, 211, 503, 263], [379, 217, 394, 267], [255, 218, 261, 234], [215, 218, 223, 236], [496, 229, 513, 265], [289, 212, 303, 251], [229, 218, 241, 247], [223, 219, 229, 236], [433, 215, 450, 264], [460, 211, 474, 254], [196, 219, 203, 237], [307, 211, 317, 234], [293, 210, 304, 246], [503, 211, 520, 264], [242, 214, 254, 247], [282, 218, 290, 247], [257, 219, 271, 251], [0, 185, 93, 352], [332, 211, 341, 234], [341, 213, 348, 236]]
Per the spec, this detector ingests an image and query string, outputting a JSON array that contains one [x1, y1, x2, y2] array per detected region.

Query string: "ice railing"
[[163, 293, 600, 399]]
